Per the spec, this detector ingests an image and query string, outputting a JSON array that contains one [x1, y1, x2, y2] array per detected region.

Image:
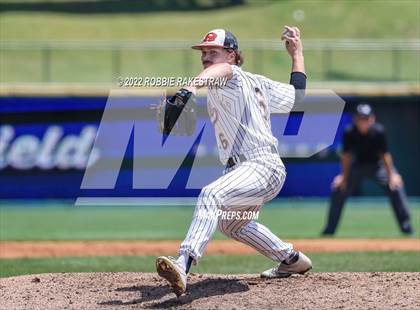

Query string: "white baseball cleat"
[[260, 251, 312, 279], [156, 256, 187, 297]]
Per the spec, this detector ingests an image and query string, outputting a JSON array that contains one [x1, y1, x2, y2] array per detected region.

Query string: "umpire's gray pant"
[[322, 162, 413, 235]]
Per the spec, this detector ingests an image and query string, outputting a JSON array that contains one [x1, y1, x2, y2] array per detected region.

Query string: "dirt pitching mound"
[[1, 272, 419, 309]]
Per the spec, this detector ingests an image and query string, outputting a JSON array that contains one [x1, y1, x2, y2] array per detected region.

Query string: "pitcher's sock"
[[283, 251, 299, 265], [185, 256, 194, 273]]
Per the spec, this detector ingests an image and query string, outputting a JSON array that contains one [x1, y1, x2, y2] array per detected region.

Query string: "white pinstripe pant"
[[179, 153, 293, 263]]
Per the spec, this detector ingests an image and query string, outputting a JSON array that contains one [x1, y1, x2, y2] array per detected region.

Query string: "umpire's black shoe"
[[321, 231, 335, 237], [401, 222, 414, 236]]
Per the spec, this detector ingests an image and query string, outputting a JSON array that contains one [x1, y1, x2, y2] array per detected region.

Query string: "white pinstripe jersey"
[[207, 65, 295, 164]]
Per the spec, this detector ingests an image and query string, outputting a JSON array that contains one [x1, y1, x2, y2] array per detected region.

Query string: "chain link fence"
[[1, 39, 419, 84]]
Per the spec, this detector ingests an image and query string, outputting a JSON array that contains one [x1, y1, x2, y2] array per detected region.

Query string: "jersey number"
[[208, 103, 218, 125], [218, 132, 229, 150], [209, 103, 229, 150]]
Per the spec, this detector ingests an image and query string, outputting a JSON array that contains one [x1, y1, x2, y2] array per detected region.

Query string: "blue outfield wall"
[[0, 94, 418, 199]]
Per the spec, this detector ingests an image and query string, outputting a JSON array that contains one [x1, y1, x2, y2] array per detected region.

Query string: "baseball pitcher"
[[156, 26, 312, 297]]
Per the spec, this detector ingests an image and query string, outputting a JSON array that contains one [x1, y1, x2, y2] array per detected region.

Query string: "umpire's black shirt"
[[342, 123, 388, 164]]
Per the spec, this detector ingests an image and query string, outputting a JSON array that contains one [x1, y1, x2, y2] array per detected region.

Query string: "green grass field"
[[1, 199, 419, 277], [1, 252, 419, 278], [1, 199, 420, 240], [1, 0, 419, 83], [2, 1, 419, 40]]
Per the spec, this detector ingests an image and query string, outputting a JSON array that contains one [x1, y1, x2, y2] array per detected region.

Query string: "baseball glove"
[[157, 88, 197, 136]]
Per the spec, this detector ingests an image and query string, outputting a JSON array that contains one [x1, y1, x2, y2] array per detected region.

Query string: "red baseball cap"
[[192, 29, 239, 50]]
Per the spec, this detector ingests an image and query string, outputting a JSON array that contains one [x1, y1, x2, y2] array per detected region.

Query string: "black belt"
[[226, 146, 278, 168]]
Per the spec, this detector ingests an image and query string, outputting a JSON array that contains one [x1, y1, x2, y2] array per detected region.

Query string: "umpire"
[[322, 103, 413, 236]]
